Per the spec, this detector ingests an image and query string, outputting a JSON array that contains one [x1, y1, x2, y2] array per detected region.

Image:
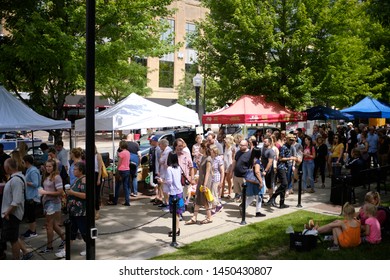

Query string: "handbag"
[[200, 185, 214, 202], [97, 153, 108, 178], [245, 168, 259, 184], [179, 166, 190, 186], [289, 231, 319, 252]]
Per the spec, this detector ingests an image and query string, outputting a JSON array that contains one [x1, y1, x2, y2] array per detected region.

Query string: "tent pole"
[[31, 131, 35, 156], [112, 130, 116, 198]]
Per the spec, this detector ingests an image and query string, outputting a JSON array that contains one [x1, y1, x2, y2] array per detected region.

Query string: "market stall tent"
[[75, 93, 199, 132], [340, 97, 390, 119], [0, 85, 71, 132], [305, 105, 353, 121], [167, 103, 200, 126], [202, 95, 306, 124]]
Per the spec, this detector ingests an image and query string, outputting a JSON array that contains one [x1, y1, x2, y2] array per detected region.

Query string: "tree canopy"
[[193, 0, 388, 110], [0, 0, 175, 118]]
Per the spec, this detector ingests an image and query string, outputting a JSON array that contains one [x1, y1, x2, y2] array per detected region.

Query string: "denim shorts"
[[44, 201, 61, 215]]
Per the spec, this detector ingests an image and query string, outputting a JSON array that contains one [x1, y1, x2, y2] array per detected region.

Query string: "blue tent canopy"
[[340, 97, 390, 118], [305, 105, 353, 121]]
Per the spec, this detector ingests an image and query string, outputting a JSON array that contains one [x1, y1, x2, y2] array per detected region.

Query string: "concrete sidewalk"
[[14, 176, 376, 260]]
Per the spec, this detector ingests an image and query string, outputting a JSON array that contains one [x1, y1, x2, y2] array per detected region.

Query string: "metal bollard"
[[297, 170, 303, 208], [240, 183, 247, 225], [170, 197, 178, 247], [64, 219, 72, 260]]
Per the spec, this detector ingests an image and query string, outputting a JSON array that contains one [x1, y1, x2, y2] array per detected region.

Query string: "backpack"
[[377, 206, 390, 235]]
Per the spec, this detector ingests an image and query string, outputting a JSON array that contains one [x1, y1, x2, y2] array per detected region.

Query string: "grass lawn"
[[153, 209, 390, 260]]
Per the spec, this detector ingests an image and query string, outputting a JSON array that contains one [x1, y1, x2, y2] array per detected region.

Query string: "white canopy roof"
[[75, 93, 199, 131], [0, 85, 71, 132], [168, 103, 200, 126]]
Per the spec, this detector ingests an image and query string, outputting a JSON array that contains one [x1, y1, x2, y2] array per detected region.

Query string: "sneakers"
[[327, 244, 340, 251], [22, 230, 38, 239], [162, 206, 170, 212], [255, 212, 266, 217], [39, 247, 54, 254], [59, 240, 65, 249], [80, 250, 86, 256], [216, 204, 223, 213], [324, 235, 334, 241], [280, 204, 289, 209], [307, 188, 315, 193], [158, 203, 168, 208], [21, 252, 33, 260], [55, 249, 66, 258]]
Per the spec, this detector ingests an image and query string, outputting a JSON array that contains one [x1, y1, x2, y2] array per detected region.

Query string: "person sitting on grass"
[[357, 191, 387, 233], [361, 203, 381, 245], [316, 202, 361, 251]]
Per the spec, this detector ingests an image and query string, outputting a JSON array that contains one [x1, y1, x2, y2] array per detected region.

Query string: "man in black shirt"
[[230, 140, 251, 201]]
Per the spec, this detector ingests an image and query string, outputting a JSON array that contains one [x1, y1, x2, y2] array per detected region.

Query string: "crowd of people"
[[1, 121, 389, 259], [0, 140, 107, 259]]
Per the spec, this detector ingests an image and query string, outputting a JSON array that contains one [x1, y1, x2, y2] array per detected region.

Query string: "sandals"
[[200, 218, 213, 224], [185, 218, 197, 225]]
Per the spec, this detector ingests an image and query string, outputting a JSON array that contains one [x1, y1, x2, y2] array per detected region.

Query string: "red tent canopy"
[[202, 95, 307, 124]]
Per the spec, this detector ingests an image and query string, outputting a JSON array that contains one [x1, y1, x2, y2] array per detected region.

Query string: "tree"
[[0, 0, 176, 119], [193, 0, 387, 110]]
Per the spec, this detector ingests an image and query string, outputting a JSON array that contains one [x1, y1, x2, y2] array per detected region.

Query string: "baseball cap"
[[347, 122, 353, 126], [150, 135, 159, 142]]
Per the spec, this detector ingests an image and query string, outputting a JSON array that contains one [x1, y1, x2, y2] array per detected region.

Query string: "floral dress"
[[67, 177, 86, 217]]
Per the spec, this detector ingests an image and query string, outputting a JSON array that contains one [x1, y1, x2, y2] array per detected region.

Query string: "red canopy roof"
[[202, 95, 306, 124]]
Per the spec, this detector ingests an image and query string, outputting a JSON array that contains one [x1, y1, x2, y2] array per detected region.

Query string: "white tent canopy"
[[0, 85, 71, 132], [168, 103, 200, 126], [75, 93, 199, 131]]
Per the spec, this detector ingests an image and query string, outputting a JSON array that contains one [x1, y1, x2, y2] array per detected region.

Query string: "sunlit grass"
[[153, 210, 390, 260]]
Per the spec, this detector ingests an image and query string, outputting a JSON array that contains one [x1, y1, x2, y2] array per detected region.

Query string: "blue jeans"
[[130, 166, 138, 195], [302, 160, 315, 190], [114, 170, 130, 204], [287, 165, 293, 190]]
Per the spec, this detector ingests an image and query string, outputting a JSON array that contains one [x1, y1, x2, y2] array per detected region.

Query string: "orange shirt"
[[338, 219, 361, 248]]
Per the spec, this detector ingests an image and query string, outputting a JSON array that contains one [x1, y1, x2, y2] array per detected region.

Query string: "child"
[[361, 203, 381, 244], [316, 202, 361, 251], [357, 191, 387, 228]]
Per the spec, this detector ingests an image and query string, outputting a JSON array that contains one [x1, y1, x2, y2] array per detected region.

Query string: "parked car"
[[0, 132, 43, 151], [137, 128, 198, 164]]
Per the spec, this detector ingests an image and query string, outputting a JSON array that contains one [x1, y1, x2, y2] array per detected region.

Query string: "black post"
[[170, 197, 178, 247], [195, 86, 200, 114], [297, 170, 303, 208], [64, 219, 72, 260], [85, 0, 96, 260], [240, 183, 247, 225]]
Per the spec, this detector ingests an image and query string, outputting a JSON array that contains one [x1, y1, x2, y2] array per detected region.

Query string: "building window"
[[159, 18, 175, 88], [159, 61, 174, 88], [160, 18, 175, 45], [185, 22, 196, 48]]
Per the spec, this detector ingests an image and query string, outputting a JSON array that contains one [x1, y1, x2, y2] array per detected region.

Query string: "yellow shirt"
[[331, 143, 344, 158]]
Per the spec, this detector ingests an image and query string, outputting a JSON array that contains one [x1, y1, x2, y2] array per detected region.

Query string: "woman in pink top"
[[111, 140, 131, 206], [302, 136, 316, 193]]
